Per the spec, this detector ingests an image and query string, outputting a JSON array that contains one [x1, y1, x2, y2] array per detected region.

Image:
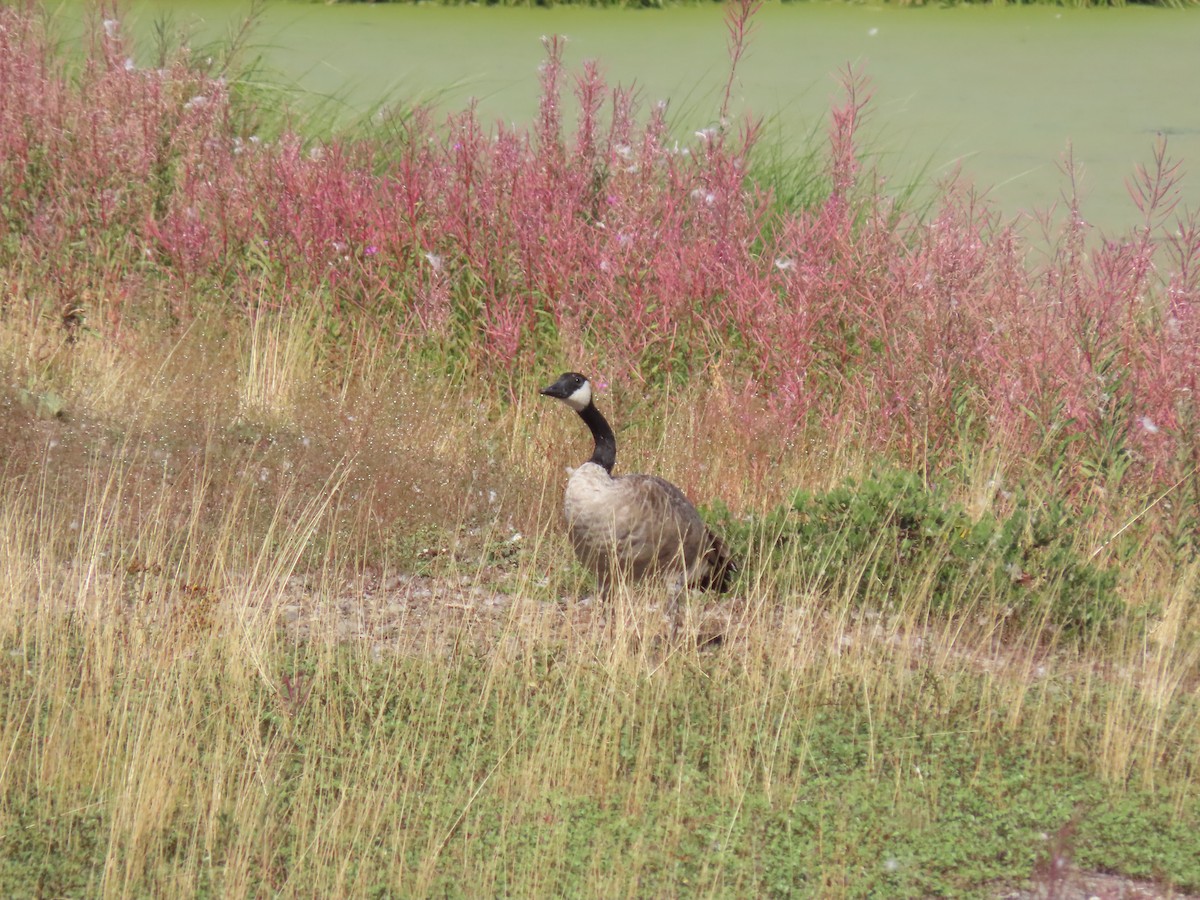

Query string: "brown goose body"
[[541, 372, 736, 594]]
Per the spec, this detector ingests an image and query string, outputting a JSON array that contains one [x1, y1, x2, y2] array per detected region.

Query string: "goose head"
[[540, 372, 592, 412]]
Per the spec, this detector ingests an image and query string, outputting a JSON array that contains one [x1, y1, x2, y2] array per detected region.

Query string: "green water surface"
[[53, 1, 1200, 233]]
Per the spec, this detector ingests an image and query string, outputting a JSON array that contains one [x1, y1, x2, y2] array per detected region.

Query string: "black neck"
[[579, 402, 616, 473]]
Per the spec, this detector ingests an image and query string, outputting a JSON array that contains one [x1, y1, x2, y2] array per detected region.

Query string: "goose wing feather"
[[613, 474, 736, 590]]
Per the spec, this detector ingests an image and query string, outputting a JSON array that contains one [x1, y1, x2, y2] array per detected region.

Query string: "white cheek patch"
[[565, 381, 592, 412]]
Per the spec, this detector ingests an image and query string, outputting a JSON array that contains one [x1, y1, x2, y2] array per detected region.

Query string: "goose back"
[[564, 462, 734, 592]]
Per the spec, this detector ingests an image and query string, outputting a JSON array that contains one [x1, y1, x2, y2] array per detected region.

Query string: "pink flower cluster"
[[2, 2, 1197, 486]]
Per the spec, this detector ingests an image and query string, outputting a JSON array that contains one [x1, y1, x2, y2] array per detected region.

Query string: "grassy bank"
[[2, 2, 1199, 896], [2, 325, 1198, 896]]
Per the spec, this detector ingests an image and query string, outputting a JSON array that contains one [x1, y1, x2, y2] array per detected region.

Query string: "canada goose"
[[540, 372, 736, 598]]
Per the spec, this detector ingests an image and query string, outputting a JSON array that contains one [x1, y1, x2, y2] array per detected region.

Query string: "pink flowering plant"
[[2, 0, 1198, 493]]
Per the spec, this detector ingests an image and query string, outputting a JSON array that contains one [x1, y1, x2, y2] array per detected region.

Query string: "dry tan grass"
[[1, 313, 1198, 895]]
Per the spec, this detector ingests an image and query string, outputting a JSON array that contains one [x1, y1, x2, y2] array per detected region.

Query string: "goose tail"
[[697, 531, 737, 593]]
